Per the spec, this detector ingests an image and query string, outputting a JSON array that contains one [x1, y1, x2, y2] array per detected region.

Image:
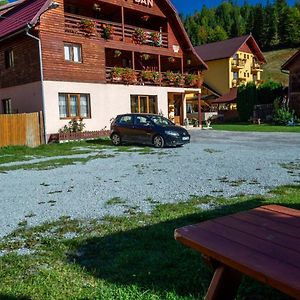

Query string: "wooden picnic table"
[[174, 205, 300, 300]]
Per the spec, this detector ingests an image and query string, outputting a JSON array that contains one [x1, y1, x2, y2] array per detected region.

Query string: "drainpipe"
[[26, 24, 47, 144]]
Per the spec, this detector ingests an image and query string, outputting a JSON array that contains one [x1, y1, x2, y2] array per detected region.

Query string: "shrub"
[[273, 98, 295, 125], [237, 82, 257, 121], [59, 118, 85, 133]]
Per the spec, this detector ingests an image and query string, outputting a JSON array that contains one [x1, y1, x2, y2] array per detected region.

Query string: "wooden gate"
[[0, 112, 44, 148]]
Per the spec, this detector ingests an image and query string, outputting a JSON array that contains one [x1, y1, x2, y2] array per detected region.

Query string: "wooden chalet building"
[[281, 49, 300, 117], [0, 0, 207, 140]]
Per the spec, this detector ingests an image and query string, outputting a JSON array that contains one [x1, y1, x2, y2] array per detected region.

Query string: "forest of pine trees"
[[182, 0, 300, 50]]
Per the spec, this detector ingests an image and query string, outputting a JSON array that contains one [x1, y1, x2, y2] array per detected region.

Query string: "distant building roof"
[[194, 34, 266, 63], [281, 49, 300, 71], [0, 0, 53, 39], [208, 88, 238, 104]]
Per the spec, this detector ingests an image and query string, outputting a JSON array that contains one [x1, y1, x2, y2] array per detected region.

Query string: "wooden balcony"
[[231, 59, 246, 69], [251, 63, 263, 73], [64, 13, 168, 48], [105, 67, 203, 89], [232, 78, 246, 87]]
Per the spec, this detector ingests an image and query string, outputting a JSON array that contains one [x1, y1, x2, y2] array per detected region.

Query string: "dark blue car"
[[110, 113, 190, 148]]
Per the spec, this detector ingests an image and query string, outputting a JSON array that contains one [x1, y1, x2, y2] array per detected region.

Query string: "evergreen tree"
[[252, 4, 265, 47], [264, 1, 279, 48]]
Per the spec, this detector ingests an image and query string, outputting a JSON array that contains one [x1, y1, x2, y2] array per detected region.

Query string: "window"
[[119, 115, 133, 125], [233, 72, 238, 79], [130, 95, 157, 114], [64, 43, 82, 63], [58, 93, 90, 119], [2, 98, 12, 114], [4, 49, 14, 69]]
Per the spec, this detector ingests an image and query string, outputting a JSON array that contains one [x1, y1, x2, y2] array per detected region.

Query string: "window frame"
[[4, 49, 14, 69], [130, 95, 158, 114], [64, 43, 82, 63], [58, 93, 91, 119]]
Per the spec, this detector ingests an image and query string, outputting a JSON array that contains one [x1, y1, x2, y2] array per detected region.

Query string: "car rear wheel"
[[153, 135, 165, 148], [111, 133, 121, 146]]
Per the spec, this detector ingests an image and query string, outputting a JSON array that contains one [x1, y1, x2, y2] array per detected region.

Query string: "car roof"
[[117, 113, 161, 118]]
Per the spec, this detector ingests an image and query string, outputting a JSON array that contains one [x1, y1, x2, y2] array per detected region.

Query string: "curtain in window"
[[149, 96, 157, 114], [59, 94, 68, 118], [70, 95, 78, 117], [130, 96, 138, 113], [73, 46, 81, 62], [64, 45, 71, 61], [80, 95, 89, 117]]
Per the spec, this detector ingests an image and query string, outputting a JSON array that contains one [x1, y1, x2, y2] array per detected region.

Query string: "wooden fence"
[[0, 112, 44, 148]]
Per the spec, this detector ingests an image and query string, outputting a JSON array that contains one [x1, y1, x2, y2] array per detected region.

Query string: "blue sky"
[[171, 0, 296, 15]]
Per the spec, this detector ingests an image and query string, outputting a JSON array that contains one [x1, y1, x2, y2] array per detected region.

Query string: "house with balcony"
[[194, 34, 266, 116], [0, 0, 207, 141], [281, 49, 300, 117]]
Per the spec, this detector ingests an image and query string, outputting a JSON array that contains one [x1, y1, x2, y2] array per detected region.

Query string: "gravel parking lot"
[[1, 130, 299, 239]]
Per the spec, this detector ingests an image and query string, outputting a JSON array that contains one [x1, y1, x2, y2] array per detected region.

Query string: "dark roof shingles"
[[0, 0, 48, 39]]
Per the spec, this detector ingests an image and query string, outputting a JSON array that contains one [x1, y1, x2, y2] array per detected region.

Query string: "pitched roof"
[[0, 0, 52, 39], [208, 88, 238, 104], [194, 34, 266, 63], [281, 49, 300, 71]]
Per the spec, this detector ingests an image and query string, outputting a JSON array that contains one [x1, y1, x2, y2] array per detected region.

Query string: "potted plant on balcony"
[[140, 70, 161, 84], [132, 28, 147, 44], [122, 68, 137, 84], [80, 19, 97, 36], [166, 71, 176, 84], [185, 74, 203, 87], [175, 73, 185, 87], [140, 53, 151, 61], [111, 67, 123, 81], [114, 50, 122, 58], [102, 23, 114, 40], [168, 56, 176, 63], [150, 31, 162, 47]]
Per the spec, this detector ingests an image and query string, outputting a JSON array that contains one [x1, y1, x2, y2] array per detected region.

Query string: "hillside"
[[262, 48, 298, 86]]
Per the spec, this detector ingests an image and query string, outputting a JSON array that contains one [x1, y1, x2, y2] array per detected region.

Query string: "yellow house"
[[194, 34, 266, 113]]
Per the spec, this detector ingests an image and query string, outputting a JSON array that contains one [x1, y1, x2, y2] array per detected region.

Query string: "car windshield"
[[149, 115, 174, 126]]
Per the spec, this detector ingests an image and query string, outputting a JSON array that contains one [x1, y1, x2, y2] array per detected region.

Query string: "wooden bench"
[[174, 205, 300, 300]]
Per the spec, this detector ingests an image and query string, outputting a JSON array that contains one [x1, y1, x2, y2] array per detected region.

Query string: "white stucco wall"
[[0, 81, 43, 114], [43, 81, 199, 135]]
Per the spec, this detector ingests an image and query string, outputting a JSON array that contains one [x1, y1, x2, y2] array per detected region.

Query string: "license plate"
[[182, 136, 189, 141]]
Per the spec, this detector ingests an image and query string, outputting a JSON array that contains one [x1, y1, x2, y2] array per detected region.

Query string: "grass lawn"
[[262, 48, 298, 85], [212, 123, 300, 133], [0, 185, 299, 300]]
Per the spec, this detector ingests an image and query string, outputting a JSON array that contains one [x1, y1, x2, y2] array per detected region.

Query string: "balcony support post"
[[181, 57, 184, 74], [158, 54, 161, 86], [121, 6, 125, 42], [132, 51, 135, 70], [197, 91, 202, 128]]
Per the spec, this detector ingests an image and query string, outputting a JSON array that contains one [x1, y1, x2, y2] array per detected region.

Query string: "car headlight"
[[165, 130, 180, 137]]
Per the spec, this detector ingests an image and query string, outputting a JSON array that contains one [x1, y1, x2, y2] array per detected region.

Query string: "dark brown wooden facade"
[[36, 0, 205, 86], [282, 50, 300, 117]]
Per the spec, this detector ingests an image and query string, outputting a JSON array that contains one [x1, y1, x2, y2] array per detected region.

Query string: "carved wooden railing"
[[64, 13, 168, 48]]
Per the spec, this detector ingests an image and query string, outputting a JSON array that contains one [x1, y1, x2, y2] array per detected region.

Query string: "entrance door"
[[174, 94, 183, 125]]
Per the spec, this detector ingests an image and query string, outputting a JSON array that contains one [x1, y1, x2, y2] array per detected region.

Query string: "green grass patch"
[[262, 48, 298, 85], [0, 185, 299, 300], [212, 123, 300, 132]]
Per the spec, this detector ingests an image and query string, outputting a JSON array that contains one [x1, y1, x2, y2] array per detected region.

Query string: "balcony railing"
[[251, 62, 262, 73], [64, 13, 168, 48], [105, 67, 203, 88], [232, 78, 246, 87], [231, 59, 246, 69]]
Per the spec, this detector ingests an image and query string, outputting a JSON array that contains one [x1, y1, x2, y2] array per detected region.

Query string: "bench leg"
[[205, 265, 242, 300]]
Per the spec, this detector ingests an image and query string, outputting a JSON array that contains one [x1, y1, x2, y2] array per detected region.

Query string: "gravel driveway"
[[1, 130, 299, 239]]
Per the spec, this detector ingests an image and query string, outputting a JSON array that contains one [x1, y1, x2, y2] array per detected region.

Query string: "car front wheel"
[[111, 133, 121, 146], [153, 135, 165, 148]]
